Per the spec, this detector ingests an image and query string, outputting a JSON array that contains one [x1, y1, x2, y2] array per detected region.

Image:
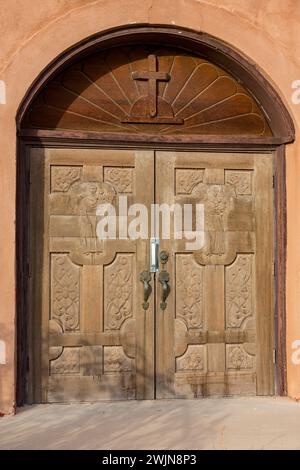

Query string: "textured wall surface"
[[0, 0, 300, 413]]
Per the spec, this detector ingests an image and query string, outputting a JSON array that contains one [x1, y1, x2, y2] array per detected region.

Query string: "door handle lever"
[[159, 270, 170, 311], [158, 250, 170, 310], [140, 270, 152, 311]]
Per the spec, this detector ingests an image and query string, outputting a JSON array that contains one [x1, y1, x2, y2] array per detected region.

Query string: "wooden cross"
[[132, 54, 170, 117]]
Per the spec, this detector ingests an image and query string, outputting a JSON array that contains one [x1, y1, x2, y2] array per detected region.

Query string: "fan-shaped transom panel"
[[22, 46, 272, 136]]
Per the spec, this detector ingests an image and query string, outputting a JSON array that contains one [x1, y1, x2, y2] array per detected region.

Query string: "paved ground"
[[0, 397, 300, 450]]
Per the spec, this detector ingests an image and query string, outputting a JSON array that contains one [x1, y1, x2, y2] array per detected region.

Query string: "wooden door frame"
[[15, 25, 294, 404]]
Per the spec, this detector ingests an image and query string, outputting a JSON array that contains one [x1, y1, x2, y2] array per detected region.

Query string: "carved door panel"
[[155, 151, 274, 398], [30, 147, 274, 402], [29, 148, 155, 402]]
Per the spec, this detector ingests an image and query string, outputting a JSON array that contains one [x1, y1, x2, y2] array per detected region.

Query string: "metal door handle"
[[140, 270, 152, 310], [159, 270, 170, 310], [150, 238, 159, 272]]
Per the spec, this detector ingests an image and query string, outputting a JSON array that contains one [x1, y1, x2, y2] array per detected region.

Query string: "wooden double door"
[[29, 148, 274, 402]]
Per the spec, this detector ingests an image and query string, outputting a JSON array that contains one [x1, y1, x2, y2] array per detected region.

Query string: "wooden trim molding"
[[16, 142, 30, 405], [274, 145, 287, 395], [19, 128, 289, 146]]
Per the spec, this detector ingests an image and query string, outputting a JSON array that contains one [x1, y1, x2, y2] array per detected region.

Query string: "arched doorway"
[[16, 26, 294, 404]]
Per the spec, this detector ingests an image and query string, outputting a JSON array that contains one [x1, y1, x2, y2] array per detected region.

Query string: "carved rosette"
[[225, 170, 252, 195], [51, 166, 81, 192], [176, 345, 206, 372], [50, 347, 81, 374], [226, 254, 253, 328], [51, 254, 80, 331], [175, 169, 204, 194], [104, 346, 132, 372], [104, 255, 133, 330], [176, 255, 203, 328], [226, 345, 254, 370], [104, 167, 133, 193]]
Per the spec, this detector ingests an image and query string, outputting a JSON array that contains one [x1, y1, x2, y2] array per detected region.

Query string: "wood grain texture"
[[29, 148, 154, 402], [254, 154, 274, 395], [16, 142, 30, 406], [29, 148, 45, 403], [155, 152, 176, 398], [156, 151, 274, 398], [21, 46, 271, 137], [28, 148, 275, 402], [274, 146, 287, 395], [17, 26, 294, 142]]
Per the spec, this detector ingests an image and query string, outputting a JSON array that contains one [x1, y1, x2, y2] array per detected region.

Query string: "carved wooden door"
[[30, 148, 274, 402], [29, 148, 155, 402], [155, 151, 274, 398]]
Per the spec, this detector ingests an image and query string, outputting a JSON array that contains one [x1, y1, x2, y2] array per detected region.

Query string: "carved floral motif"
[[51, 255, 80, 331], [225, 170, 252, 195], [226, 255, 252, 328], [175, 169, 204, 194], [104, 346, 132, 372], [104, 167, 133, 193], [50, 347, 80, 374], [104, 255, 133, 330], [176, 345, 205, 371], [176, 255, 203, 328], [51, 166, 81, 192], [227, 345, 253, 370]]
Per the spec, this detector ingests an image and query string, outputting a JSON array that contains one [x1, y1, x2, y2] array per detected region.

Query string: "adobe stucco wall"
[[1, 0, 300, 414]]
